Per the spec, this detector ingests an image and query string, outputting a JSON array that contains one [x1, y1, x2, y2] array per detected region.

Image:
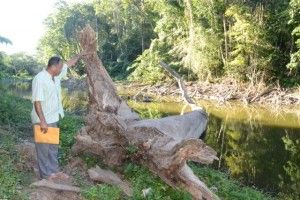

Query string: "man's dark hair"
[[47, 56, 62, 67]]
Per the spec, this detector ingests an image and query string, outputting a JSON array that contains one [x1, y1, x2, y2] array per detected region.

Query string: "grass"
[[0, 90, 275, 200], [0, 128, 28, 199], [122, 162, 192, 200], [58, 115, 84, 165], [78, 159, 274, 200], [82, 184, 123, 200], [190, 163, 273, 200], [0, 90, 31, 131], [0, 91, 32, 199]]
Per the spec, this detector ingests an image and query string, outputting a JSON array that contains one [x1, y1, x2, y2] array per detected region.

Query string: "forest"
[[34, 0, 300, 86], [1, 0, 299, 86]]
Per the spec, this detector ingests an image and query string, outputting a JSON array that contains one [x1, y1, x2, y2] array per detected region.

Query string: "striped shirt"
[[31, 64, 68, 124]]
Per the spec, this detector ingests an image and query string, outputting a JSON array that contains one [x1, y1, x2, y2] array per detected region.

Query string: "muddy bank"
[[61, 77, 300, 107], [116, 80, 300, 106]]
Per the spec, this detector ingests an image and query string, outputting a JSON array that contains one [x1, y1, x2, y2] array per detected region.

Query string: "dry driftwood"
[[159, 61, 194, 105], [88, 165, 133, 196], [72, 25, 219, 200], [159, 61, 207, 113]]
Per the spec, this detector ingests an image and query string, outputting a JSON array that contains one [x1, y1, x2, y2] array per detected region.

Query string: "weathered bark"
[[72, 25, 219, 200]]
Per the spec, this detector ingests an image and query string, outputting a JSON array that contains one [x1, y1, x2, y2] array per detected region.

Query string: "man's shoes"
[[47, 172, 70, 182]]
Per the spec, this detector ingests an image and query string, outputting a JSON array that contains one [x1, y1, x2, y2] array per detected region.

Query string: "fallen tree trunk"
[[72, 25, 219, 200]]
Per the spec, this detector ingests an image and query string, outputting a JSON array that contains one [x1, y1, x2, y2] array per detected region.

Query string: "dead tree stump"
[[71, 25, 219, 200]]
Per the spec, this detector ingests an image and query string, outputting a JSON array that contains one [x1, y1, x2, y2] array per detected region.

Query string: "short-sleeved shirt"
[[31, 64, 68, 124]]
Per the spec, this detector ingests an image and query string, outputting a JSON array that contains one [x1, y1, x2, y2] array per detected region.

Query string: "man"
[[31, 54, 83, 180]]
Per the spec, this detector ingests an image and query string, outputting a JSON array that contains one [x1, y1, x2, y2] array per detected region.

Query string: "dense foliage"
[[36, 0, 300, 86], [37, 0, 158, 79], [0, 52, 42, 79]]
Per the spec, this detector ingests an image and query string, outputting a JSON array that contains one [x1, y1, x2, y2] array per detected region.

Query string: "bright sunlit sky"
[[0, 0, 85, 55]]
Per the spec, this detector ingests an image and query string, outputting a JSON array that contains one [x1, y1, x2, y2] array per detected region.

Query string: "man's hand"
[[40, 120, 48, 133], [66, 54, 80, 67]]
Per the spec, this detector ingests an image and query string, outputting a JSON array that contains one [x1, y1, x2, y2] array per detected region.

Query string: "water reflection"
[[206, 118, 298, 195], [128, 101, 300, 198], [0, 79, 31, 98]]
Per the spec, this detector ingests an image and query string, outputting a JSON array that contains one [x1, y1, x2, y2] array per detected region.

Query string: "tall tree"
[[287, 0, 300, 73], [225, 4, 273, 82]]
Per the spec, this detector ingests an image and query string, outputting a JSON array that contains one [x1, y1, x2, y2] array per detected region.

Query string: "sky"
[[0, 0, 84, 55]]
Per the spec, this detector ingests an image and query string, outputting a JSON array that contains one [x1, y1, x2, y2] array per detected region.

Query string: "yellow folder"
[[34, 125, 60, 144]]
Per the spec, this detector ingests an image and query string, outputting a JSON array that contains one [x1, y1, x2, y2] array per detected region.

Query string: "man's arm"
[[34, 101, 48, 133], [57, 51, 89, 79], [66, 51, 90, 68]]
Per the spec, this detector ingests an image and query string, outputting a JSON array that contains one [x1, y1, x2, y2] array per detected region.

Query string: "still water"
[[1, 79, 300, 198], [129, 101, 300, 197]]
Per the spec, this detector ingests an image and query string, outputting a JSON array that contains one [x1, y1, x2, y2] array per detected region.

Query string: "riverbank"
[[58, 77, 300, 107], [0, 90, 275, 200], [116, 79, 300, 106]]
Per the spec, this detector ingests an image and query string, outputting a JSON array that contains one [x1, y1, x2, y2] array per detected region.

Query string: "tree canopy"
[[36, 0, 300, 86]]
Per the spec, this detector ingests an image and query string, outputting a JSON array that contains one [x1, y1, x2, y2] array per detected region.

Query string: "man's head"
[[47, 56, 63, 76]]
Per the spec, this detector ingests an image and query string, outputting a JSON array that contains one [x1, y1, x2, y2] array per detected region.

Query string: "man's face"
[[53, 61, 63, 76]]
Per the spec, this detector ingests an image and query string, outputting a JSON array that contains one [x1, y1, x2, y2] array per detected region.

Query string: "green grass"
[[82, 184, 123, 200], [0, 128, 31, 200], [134, 108, 163, 119], [122, 162, 192, 200], [190, 163, 273, 200], [0, 91, 33, 199], [58, 115, 84, 165], [0, 91, 31, 130], [79, 160, 274, 200]]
